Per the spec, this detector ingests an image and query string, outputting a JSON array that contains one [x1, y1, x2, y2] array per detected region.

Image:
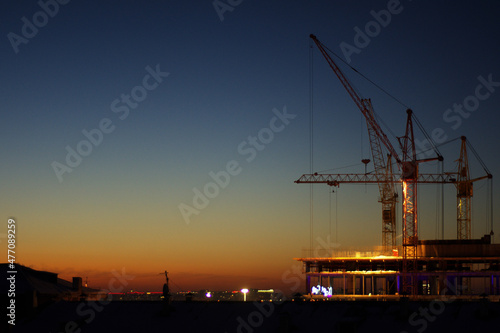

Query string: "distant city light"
[[257, 289, 274, 293], [206, 292, 212, 298], [241, 288, 249, 302]]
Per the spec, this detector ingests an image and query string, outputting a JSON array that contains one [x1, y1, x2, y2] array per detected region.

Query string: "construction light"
[[241, 288, 249, 301]]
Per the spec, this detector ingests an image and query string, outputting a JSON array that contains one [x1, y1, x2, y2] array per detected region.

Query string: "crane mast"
[[457, 136, 472, 240], [399, 110, 418, 295], [381, 154, 398, 252], [454, 136, 492, 240], [364, 100, 398, 253]]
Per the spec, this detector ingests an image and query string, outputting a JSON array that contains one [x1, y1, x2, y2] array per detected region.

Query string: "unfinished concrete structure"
[[296, 234, 500, 300]]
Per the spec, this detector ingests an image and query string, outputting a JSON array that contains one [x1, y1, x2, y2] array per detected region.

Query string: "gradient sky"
[[1, 1, 499, 293]]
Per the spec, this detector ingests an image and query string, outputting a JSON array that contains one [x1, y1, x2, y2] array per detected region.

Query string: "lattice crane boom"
[[295, 172, 455, 185], [309, 34, 401, 163], [310, 34, 400, 252]]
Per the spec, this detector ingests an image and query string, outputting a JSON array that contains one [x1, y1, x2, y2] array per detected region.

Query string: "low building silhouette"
[[1, 264, 106, 313]]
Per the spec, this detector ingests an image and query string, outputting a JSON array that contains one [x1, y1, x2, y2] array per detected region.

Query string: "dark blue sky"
[[1, 0, 499, 290]]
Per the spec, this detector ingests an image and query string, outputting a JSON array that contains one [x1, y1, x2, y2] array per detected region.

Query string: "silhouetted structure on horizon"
[[1, 264, 106, 313]]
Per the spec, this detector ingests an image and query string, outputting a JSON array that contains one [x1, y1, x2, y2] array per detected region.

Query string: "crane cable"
[[317, 39, 411, 110], [414, 136, 461, 158], [412, 113, 442, 158], [489, 178, 493, 238], [309, 38, 314, 255], [435, 162, 440, 239], [465, 138, 493, 236], [317, 36, 450, 164], [465, 138, 492, 176], [316, 39, 404, 144]]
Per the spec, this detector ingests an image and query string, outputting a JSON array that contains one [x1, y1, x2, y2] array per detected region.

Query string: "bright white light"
[[206, 292, 212, 298], [241, 288, 249, 301], [311, 285, 333, 297]]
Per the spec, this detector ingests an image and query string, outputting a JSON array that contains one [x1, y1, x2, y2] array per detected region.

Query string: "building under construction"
[[295, 35, 499, 300], [296, 235, 500, 300]]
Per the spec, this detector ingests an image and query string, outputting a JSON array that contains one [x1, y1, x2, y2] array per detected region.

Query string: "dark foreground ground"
[[8, 299, 500, 333]]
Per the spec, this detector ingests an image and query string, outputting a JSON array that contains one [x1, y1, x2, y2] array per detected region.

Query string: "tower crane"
[[304, 35, 442, 295], [454, 136, 492, 240]]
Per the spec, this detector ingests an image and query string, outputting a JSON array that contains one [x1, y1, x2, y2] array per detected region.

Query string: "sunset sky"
[[1, 1, 499, 293]]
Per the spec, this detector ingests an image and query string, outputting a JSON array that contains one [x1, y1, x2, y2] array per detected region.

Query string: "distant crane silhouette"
[[160, 271, 170, 301], [158, 270, 172, 316]]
